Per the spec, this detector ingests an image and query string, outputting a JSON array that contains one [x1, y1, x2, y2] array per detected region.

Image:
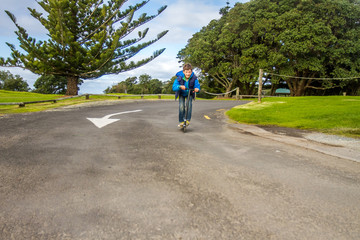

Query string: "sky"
[[0, 0, 248, 94]]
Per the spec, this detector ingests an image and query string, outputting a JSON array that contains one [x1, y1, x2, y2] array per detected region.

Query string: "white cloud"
[[81, 53, 181, 94], [162, 0, 220, 27], [17, 15, 47, 36], [138, 0, 222, 44], [0, 1, 42, 36]]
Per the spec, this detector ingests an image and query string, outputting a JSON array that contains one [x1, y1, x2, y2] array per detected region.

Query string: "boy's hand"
[[180, 85, 186, 90], [195, 88, 199, 92]]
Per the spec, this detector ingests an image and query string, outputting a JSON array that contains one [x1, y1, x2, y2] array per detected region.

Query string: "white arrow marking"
[[87, 110, 142, 128]]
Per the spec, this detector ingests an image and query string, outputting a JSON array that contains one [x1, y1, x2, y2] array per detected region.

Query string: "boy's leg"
[[179, 95, 185, 123], [186, 95, 193, 122]]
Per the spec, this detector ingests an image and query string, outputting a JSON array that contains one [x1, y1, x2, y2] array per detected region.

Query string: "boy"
[[172, 63, 200, 128]]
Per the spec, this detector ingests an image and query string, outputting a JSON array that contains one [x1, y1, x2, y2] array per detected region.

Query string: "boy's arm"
[[195, 79, 201, 92], [172, 78, 181, 92]]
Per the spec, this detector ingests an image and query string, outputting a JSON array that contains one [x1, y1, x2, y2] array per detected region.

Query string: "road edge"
[[228, 122, 360, 164]]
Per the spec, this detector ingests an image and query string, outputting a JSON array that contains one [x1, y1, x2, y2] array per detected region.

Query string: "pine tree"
[[0, 0, 168, 95]]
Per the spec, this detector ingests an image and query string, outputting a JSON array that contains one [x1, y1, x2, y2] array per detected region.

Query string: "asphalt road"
[[1, 100, 359, 239]]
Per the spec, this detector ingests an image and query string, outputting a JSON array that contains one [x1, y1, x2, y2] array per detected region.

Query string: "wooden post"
[[141, 95, 144, 99], [85, 94, 90, 100], [258, 69, 263, 103], [236, 87, 240, 100], [118, 96, 121, 99], [158, 95, 161, 99]]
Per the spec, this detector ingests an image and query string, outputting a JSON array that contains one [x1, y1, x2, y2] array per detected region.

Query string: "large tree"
[[1, 0, 168, 95], [274, 0, 360, 96], [179, 0, 360, 96], [177, 14, 239, 96]]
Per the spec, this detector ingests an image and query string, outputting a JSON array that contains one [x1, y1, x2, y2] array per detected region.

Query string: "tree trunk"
[[270, 83, 278, 96], [240, 82, 256, 95], [224, 80, 236, 98], [224, 86, 232, 98], [288, 79, 307, 96], [66, 76, 79, 95]]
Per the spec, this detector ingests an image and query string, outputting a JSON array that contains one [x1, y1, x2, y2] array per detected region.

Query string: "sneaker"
[[178, 122, 184, 128], [186, 120, 190, 126]]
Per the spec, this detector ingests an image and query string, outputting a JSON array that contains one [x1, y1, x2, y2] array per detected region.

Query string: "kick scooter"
[[182, 88, 195, 133]]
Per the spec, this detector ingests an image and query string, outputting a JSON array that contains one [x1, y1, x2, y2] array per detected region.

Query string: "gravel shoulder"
[[232, 123, 360, 163]]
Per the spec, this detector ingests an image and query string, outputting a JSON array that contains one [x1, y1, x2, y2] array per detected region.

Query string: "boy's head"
[[183, 63, 193, 79]]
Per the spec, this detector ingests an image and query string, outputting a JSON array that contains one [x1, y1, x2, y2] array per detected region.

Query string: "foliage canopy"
[[178, 0, 360, 96], [0, 70, 29, 92], [104, 74, 168, 95], [33, 75, 68, 94]]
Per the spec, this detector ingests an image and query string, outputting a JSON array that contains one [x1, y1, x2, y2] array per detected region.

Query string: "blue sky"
[[0, 0, 247, 94]]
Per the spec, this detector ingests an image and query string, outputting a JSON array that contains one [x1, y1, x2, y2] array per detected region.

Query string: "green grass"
[[0, 90, 176, 115], [226, 96, 360, 138], [0, 90, 63, 102]]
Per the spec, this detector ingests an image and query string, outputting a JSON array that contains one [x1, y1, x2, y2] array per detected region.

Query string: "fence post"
[[258, 69, 263, 103], [85, 94, 90, 100], [236, 87, 240, 100], [158, 95, 161, 99]]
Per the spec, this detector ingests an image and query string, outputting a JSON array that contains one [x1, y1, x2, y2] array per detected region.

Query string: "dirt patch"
[[257, 125, 311, 138]]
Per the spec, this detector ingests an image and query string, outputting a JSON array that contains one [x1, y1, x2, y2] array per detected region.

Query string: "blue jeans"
[[179, 95, 193, 123]]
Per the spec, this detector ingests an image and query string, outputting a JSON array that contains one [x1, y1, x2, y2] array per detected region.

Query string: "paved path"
[[0, 100, 359, 239]]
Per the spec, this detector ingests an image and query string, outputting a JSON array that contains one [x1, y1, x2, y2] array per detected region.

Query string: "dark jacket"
[[172, 71, 201, 100]]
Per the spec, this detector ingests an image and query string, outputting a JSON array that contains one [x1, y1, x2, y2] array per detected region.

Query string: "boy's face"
[[183, 69, 192, 79]]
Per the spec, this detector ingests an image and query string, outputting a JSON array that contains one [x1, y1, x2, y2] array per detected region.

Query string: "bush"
[[0, 70, 29, 92]]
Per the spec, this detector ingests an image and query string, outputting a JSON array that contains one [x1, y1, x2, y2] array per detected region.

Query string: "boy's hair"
[[183, 63, 192, 71]]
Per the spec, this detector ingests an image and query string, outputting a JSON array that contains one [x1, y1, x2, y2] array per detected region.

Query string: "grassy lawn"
[[0, 90, 175, 115], [0, 90, 63, 102], [226, 96, 360, 138]]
